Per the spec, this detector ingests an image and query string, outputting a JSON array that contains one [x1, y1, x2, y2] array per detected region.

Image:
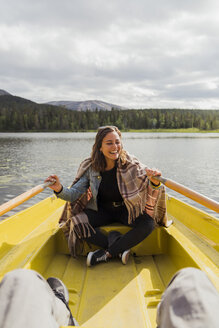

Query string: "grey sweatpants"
[[0, 269, 71, 328], [1, 267, 218, 328], [156, 267, 219, 328]]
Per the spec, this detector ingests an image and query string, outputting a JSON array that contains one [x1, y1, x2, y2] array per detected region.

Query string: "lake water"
[[0, 132, 219, 220]]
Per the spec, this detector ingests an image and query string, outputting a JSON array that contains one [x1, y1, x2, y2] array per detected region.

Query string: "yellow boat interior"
[[0, 194, 219, 328]]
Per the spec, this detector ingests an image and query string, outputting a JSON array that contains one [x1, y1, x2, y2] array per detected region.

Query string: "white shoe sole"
[[121, 250, 130, 265], [87, 251, 94, 267]]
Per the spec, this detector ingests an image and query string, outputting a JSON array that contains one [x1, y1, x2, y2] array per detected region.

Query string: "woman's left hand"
[[146, 168, 162, 185]]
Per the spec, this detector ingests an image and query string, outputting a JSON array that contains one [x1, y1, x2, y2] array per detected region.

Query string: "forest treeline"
[[0, 95, 219, 131]]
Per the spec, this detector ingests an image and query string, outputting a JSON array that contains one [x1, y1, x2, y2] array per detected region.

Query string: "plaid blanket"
[[59, 153, 168, 256]]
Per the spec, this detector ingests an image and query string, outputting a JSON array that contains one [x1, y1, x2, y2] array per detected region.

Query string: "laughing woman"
[[45, 126, 167, 266]]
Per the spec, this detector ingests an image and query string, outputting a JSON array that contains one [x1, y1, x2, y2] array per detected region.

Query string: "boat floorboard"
[[43, 253, 177, 328]]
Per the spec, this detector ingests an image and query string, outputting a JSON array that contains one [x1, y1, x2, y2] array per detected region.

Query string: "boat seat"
[[56, 223, 167, 256]]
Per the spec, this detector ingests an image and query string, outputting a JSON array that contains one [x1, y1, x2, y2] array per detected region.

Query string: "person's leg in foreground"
[[0, 268, 78, 328], [156, 267, 219, 328]]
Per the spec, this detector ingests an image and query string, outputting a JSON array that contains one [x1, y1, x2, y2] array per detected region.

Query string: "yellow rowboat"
[[0, 183, 219, 328]]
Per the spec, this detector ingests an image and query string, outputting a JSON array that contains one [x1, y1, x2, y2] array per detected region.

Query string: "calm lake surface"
[[0, 132, 219, 220]]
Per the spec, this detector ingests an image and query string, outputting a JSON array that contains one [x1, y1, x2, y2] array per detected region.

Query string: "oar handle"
[[154, 176, 219, 213], [0, 181, 55, 216]]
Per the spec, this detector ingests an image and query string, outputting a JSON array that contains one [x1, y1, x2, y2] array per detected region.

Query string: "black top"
[[97, 166, 123, 207]]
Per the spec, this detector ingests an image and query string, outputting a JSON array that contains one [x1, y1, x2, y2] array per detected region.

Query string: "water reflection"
[[1, 132, 219, 220]]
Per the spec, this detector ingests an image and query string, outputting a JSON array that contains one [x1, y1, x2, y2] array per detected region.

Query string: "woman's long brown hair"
[[91, 126, 127, 172]]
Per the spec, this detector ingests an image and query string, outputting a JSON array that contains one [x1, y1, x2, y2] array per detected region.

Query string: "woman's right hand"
[[44, 174, 63, 193]]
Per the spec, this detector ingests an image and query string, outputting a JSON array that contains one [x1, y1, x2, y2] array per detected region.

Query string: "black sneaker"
[[47, 277, 69, 303], [118, 249, 131, 265], [87, 249, 108, 266], [47, 277, 79, 326]]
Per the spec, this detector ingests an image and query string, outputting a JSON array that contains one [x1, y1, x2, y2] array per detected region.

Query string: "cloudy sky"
[[1, 0, 219, 109]]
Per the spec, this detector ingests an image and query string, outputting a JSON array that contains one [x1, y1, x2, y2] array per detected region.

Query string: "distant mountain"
[[0, 89, 12, 96], [0, 93, 36, 106], [46, 100, 127, 111], [1, 88, 219, 132], [0, 89, 126, 111]]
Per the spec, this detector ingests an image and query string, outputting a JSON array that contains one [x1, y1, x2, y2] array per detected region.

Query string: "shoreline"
[[1, 128, 219, 133], [126, 128, 219, 133]]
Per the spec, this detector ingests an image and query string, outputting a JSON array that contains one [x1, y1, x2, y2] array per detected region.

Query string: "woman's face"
[[100, 131, 121, 163]]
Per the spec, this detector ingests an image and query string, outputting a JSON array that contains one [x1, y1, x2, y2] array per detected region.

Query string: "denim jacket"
[[56, 166, 102, 211]]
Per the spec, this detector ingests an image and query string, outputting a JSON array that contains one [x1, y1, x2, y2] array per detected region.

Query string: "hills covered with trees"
[[0, 94, 219, 131]]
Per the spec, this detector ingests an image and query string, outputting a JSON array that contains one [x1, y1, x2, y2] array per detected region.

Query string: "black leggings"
[[84, 206, 155, 256]]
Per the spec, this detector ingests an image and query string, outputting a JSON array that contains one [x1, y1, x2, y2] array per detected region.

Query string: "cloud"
[[0, 0, 219, 108]]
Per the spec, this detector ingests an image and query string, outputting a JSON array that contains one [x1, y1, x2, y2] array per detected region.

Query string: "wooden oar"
[[1, 177, 219, 216], [0, 181, 55, 216], [154, 176, 219, 213]]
